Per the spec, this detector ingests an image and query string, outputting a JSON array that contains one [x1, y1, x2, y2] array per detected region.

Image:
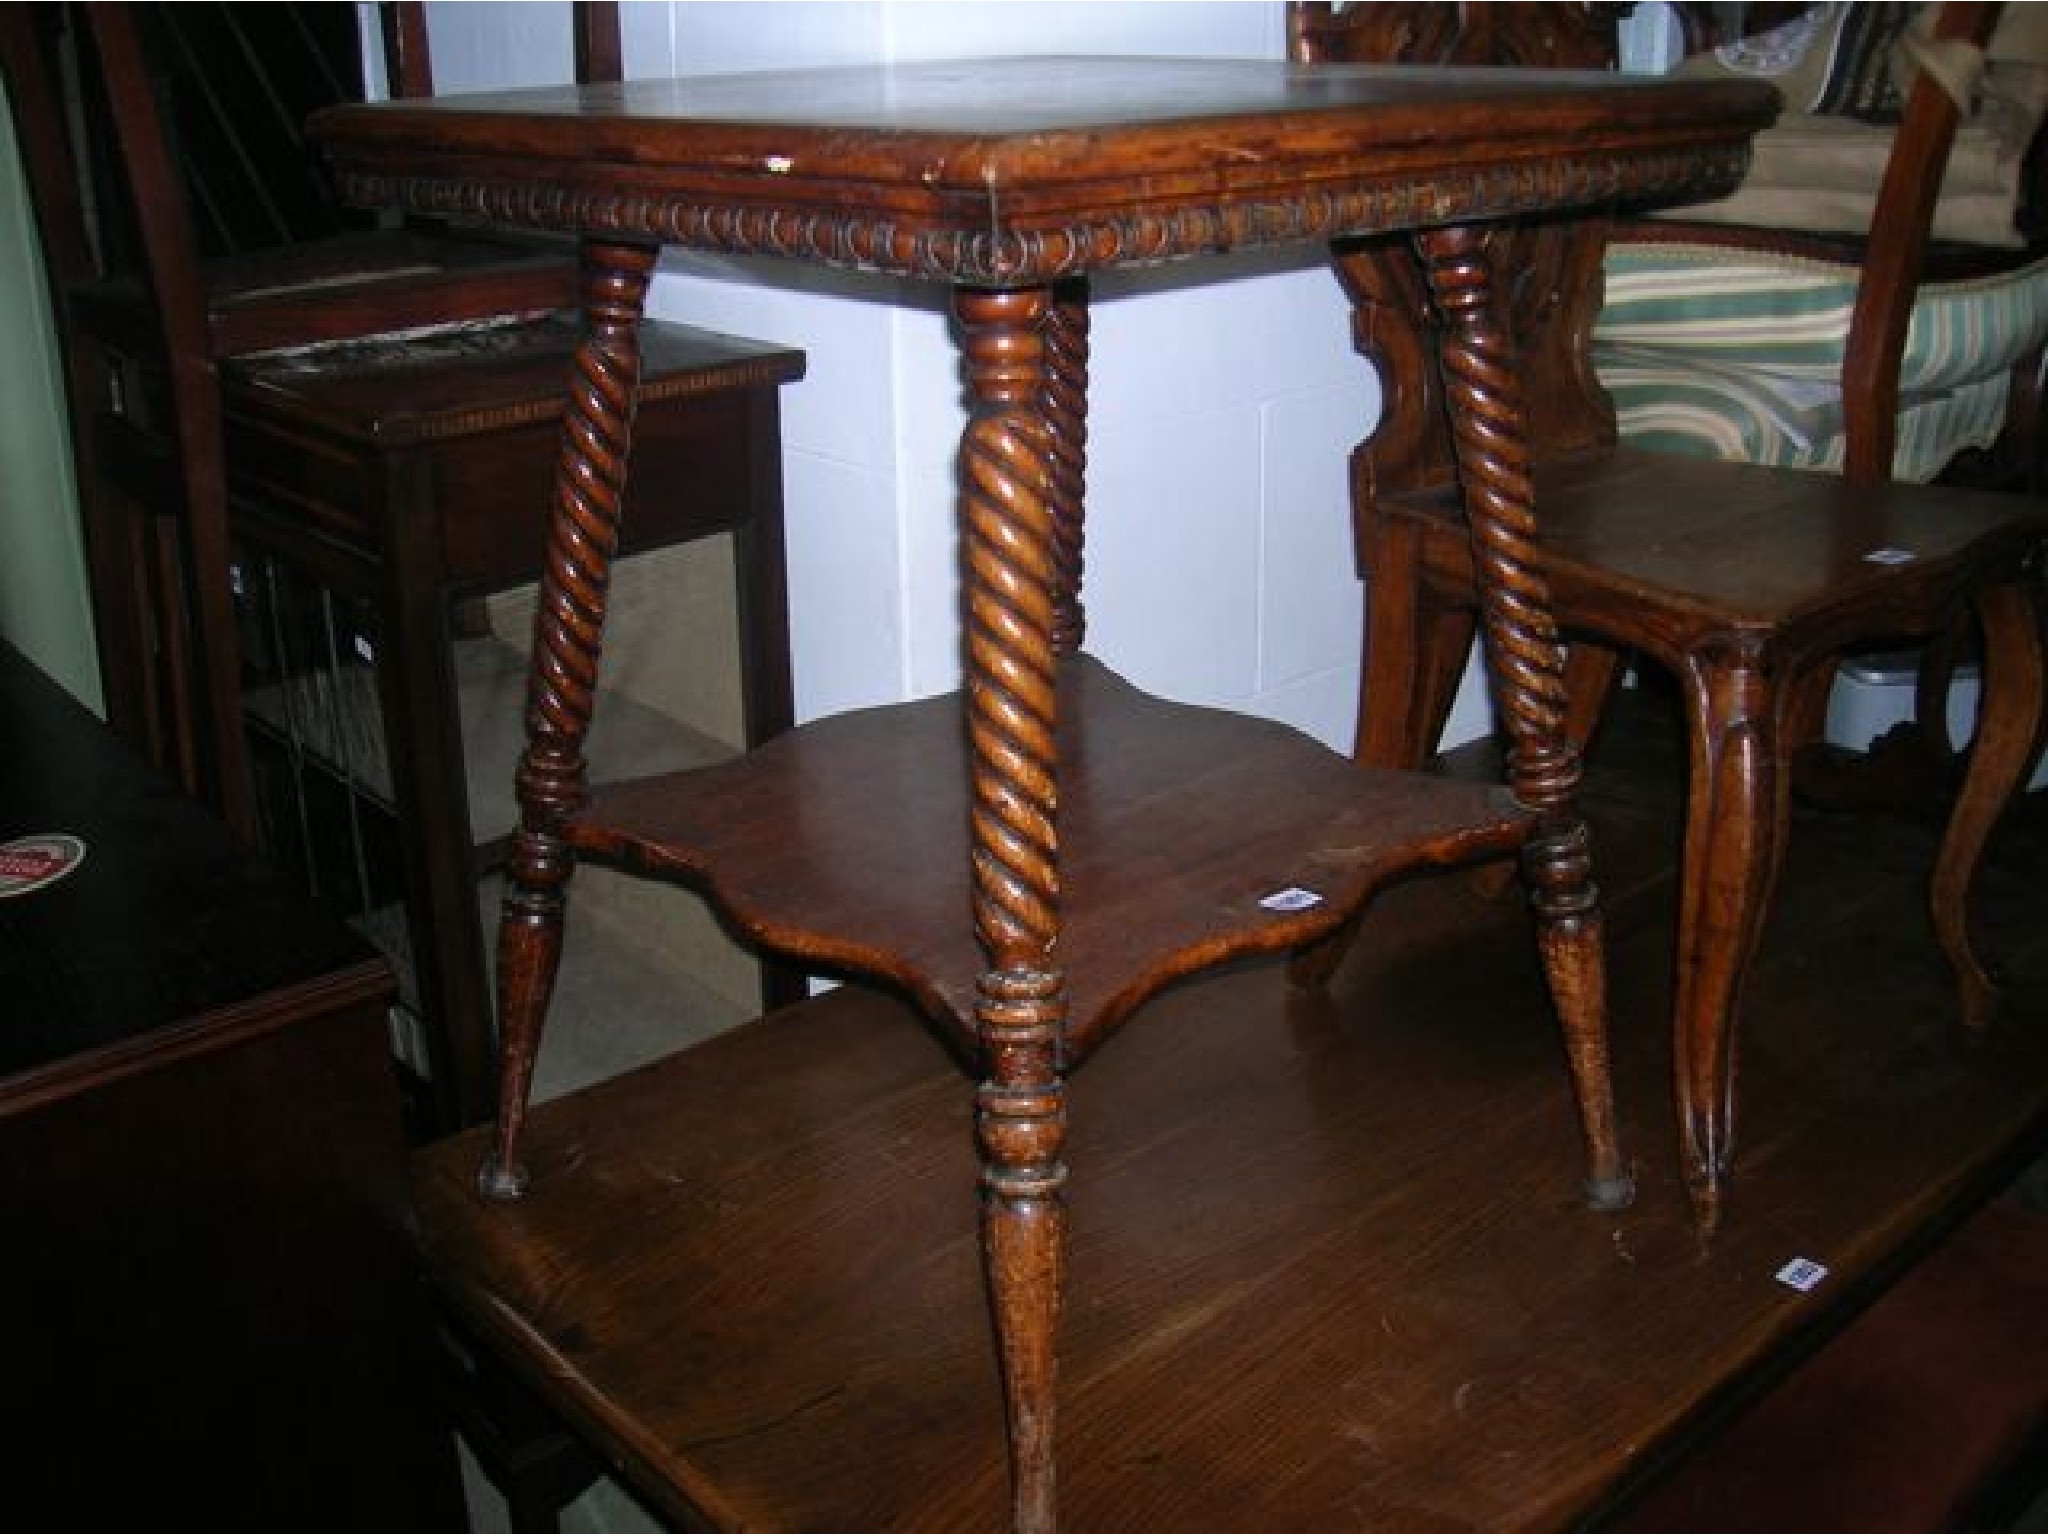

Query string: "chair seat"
[[1593, 242, 2048, 481], [1387, 447, 2048, 648], [1370, 444, 2048, 1219]]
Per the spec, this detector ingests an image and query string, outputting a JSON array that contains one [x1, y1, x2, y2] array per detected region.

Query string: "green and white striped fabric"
[[1592, 241, 2048, 481]]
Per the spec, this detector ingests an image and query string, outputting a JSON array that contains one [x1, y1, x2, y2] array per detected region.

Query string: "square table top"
[[311, 55, 1779, 284]]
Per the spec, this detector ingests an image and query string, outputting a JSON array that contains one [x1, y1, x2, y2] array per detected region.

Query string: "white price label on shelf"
[[1258, 886, 1324, 913], [1774, 1256, 1829, 1292]]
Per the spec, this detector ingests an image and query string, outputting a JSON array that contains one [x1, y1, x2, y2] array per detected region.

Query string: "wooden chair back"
[[1846, 2, 2007, 482], [1291, 1, 2028, 492], [1288, 3, 1627, 505], [1632, 2, 2013, 485], [2, 3, 618, 832]]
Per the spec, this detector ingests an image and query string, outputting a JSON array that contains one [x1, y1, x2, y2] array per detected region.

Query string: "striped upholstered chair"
[[1594, 2, 2048, 491], [1591, 2, 2048, 780]]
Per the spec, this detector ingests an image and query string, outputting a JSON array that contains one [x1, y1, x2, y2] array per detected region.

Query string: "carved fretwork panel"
[[1288, 2, 1625, 74], [1298, 3, 1627, 501]]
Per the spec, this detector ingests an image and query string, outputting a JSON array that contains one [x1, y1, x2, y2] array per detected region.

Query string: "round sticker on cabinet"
[[0, 834, 88, 898]]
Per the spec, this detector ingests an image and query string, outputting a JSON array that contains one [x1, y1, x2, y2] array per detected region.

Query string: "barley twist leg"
[[480, 239, 653, 1201], [957, 285, 1070, 1533], [1418, 225, 1630, 1212], [1045, 279, 1091, 658]]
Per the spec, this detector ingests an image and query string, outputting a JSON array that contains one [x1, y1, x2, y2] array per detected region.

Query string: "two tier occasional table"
[[312, 56, 1777, 1530]]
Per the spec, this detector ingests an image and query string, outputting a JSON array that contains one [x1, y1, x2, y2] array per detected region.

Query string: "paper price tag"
[[1774, 1256, 1829, 1293], [1258, 886, 1324, 913]]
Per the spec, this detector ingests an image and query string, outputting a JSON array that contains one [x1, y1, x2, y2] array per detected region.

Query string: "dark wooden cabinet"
[[0, 640, 464, 1529]]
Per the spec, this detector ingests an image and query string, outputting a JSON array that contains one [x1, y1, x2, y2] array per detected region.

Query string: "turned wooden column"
[[1415, 224, 1631, 1212], [956, 284, 1070, 1534], [480, 238, 655, 1201], [1045, 278, 1091, 658]]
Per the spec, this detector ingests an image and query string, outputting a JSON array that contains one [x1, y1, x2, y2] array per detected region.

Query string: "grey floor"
[[462, 1442, 665, 1535]]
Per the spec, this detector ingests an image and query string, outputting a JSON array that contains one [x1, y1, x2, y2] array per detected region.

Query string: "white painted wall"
[[416, 1, 1495, 752]]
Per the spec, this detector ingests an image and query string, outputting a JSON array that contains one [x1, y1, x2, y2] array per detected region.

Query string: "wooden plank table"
[[412, 693, 2048, 1529]]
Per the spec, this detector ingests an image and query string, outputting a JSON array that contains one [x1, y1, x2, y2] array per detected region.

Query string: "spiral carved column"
[[1415, 225, 1631, 1211], [1045, 279, 1092, 656], [956, 285, 1069, 1534], [480, 239, 655, 1202]]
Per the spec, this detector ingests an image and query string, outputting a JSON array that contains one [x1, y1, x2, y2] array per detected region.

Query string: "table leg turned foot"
[[977, 973, 1069, 1536], [958, 284, 1071, 1531], [1525, 821, 1633, 1211]]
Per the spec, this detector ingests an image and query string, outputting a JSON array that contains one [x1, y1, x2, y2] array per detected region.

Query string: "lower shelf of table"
[[413, 761, 2048, 1530], [568, 652, 1531, 1062]]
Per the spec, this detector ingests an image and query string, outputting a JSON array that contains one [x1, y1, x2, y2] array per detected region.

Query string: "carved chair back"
[[1288, 3, 1625, 506], [1291, 2, 2026, 494]]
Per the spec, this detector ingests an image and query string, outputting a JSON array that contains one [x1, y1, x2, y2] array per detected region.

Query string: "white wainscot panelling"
[[657, 2, 889, 72], [879, 2, 1279, 62], [1439, 649, 1496, 752], [419, 1, 572, 89], [1087, 255, 1359, 434], [1257, 383, 1375, 750], [1079, 407, 1264, 710], [1247, 666, 1363, 754], [650, 255, 930, 473], [896, 458, 973, 703], [779, 451, 907, 722]]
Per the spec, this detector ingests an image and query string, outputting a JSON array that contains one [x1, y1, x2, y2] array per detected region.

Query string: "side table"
[[312, 55, 1779, 1530], [221, 317, 806, 1134]]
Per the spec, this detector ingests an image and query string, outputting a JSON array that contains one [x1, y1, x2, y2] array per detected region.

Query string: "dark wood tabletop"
[[410, 698, 2048, 1530], [311, 56, 1777, 283]]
